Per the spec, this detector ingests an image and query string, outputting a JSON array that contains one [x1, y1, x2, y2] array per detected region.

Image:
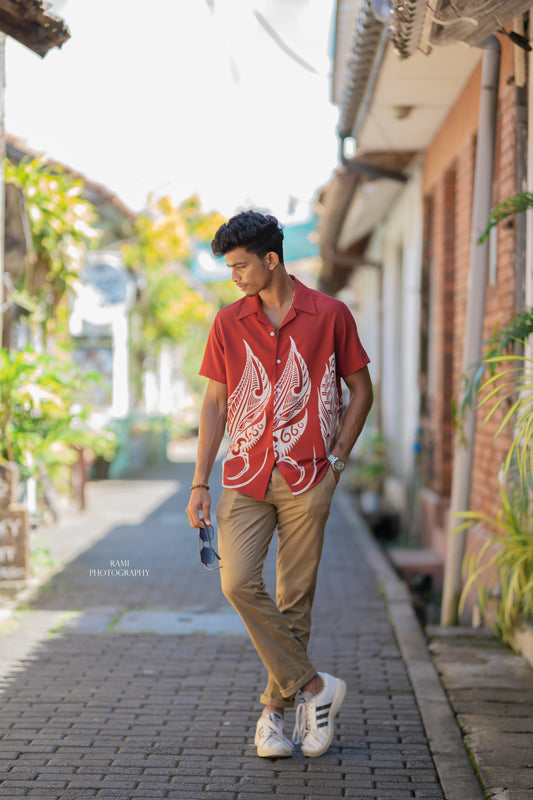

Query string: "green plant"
[[0, 346, 116, 496], [350, 430, 389, 493], [456, 481, 533, 638], [478, 191, 533, 244], [454, 187, 533, 637], [5, 157, 101, 337], [456, 321, 533, 638]]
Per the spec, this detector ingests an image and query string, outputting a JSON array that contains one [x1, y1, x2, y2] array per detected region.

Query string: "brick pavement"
[[0, 455, 451, 799]]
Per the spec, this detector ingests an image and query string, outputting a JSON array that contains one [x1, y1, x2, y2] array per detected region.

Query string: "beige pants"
[[216, 465, 337, 708]]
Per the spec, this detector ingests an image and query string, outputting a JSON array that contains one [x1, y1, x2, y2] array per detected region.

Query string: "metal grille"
[[339, 0, 385, 138], [390, 0, 427, 58]]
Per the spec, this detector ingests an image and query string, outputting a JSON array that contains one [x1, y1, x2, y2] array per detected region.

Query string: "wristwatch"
[[327, 454, 345, 473]]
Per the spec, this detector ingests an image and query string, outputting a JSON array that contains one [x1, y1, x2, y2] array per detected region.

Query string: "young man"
[[186, 211, 373, 758]]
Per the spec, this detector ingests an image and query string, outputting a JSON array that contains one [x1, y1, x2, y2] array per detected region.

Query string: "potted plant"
[[350, 429, 389, 514]]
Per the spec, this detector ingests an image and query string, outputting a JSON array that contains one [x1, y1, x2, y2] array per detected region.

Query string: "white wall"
[[368, 170, 423, 506]]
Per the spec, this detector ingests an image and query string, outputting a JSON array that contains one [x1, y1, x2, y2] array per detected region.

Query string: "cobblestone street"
[[0, 454, 483, 799]]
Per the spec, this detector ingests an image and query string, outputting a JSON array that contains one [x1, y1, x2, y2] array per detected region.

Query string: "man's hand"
[[186, 487, 211, 529], [185, 378, 227, 530]]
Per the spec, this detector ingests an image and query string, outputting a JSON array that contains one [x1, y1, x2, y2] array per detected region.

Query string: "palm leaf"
[[478, 193, 533, 243]]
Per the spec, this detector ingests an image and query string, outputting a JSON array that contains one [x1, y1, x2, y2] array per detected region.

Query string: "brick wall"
[[424, 167, 457, 498], [420, 36, 518, 557], [469, 62, 517, 523]]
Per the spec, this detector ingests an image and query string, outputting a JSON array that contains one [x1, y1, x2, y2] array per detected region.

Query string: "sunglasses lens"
[[200, 546, 215, 565], [199, 525, 213, 542], [198, 525, 220, 569]]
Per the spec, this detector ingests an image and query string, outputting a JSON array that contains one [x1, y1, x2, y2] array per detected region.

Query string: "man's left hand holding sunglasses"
[[186, 483, 220, 570]]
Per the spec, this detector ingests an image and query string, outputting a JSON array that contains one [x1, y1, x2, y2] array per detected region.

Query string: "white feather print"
[[273, 338, 311, 480], [225, 340, 272, 482], [318, 353, 342, 452]]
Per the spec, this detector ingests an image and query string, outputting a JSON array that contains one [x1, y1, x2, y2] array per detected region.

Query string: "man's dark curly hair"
[[211, 211, 284, 264]]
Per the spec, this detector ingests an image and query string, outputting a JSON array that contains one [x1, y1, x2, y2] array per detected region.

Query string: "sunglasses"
[[198, 524, 221, 571]]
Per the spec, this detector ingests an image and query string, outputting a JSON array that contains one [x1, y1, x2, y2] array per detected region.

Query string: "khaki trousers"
[[215, 465, 337, 708]]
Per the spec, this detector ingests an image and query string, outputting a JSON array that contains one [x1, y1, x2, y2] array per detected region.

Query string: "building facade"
[[320, 0, 531, 624]]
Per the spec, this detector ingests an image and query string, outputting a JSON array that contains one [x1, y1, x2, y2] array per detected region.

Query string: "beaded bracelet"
[[190, 483, 209, 491]]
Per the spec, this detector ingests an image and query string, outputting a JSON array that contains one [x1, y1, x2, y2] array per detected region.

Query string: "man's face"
[[225, 247, 273, 297]]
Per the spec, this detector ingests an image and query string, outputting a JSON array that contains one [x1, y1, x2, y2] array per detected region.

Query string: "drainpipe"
[[440, 35, 501, 626], [370, 0, 391, 25], [0, 35, 5, 348]]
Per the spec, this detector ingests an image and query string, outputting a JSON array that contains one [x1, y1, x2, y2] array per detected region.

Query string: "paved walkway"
[[0, 443, 522, 799], [428, 626, 533, 800]]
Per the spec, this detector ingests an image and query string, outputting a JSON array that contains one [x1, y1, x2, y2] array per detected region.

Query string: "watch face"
[[334, 458, 345, 473]]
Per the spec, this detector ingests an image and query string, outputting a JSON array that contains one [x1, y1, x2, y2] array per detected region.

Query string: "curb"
[[337, 490, 486, 800]]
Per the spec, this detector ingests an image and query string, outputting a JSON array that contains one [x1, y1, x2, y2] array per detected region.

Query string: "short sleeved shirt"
[[200, 277, 370, 499]]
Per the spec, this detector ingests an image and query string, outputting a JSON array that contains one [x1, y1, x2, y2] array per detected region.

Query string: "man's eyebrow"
[[226, 260, 247, 268]]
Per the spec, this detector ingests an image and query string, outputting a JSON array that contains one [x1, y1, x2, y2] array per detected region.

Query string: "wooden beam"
[[0, 0, 70, 57]]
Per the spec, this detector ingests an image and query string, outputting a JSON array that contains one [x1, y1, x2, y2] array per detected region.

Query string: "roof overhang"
[[337, 175, 406, 251], [0, 0, 70, 57], [318, 151, 415, 293], [337, 0, 531, 145], [353, 39, 480, 154], [393, 0, 533, 58], [319, 0, 528, 294]]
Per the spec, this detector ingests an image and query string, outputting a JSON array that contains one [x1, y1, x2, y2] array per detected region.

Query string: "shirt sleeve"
[[335, 303, 370, 377], [199, 312, 228, 383]]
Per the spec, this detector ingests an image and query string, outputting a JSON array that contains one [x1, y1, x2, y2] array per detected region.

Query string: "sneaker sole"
[[254, 732, 293, 758], [256, 744, 293, 758], [302, 678, 347, 757]]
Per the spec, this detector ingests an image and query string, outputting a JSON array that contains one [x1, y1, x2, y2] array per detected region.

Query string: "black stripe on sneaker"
[[316, 703, 332, 728]]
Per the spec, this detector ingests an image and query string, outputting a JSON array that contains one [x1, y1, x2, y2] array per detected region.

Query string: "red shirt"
[[200, 277, 370, 499]]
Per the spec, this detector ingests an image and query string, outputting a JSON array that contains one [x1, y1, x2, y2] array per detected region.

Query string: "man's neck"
[[259, 272, 295, 311]]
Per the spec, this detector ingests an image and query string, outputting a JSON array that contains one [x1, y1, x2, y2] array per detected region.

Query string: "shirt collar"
[[237, 276, 318, 320]]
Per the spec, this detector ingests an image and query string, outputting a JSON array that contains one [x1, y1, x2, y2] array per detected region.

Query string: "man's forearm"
[[333, 401, 371, 462], [331, 368, 373, 462], [186, 384, 228, 528], [193, 394, 227, 485]]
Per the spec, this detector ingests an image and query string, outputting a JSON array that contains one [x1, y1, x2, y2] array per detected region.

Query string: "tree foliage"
[[5, 157, 101, 335], [121, 194, 220, 354]]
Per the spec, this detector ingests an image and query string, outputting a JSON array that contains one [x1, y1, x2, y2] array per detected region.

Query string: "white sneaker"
[[292, 672, 346, 757], [255, 710, 294, 758]]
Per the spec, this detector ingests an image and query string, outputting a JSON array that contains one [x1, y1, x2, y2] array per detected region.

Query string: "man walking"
[[186, 211, 373, 758]]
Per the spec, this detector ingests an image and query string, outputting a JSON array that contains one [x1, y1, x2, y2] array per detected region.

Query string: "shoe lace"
[[260, 713, 284, 742], [292, 700, 308, 745]]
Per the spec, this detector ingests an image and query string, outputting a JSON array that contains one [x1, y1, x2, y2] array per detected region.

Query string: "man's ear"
[[265, 251, 279, 271]]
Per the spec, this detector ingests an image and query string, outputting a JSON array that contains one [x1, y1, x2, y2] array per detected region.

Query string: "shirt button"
[[270, 331, 275, 337], [276, 359, 281, 364]]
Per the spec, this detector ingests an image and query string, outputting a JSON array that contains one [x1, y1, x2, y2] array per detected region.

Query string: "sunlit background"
[[6, 0, 338, 222]]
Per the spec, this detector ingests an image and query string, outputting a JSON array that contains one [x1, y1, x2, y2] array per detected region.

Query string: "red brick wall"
[[423, 167, 457, 498], [469, 59, 517, 520], [420, 35, 517, 556]]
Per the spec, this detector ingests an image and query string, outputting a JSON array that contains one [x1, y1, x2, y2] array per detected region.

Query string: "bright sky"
[[5, 0, 338, 223]]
